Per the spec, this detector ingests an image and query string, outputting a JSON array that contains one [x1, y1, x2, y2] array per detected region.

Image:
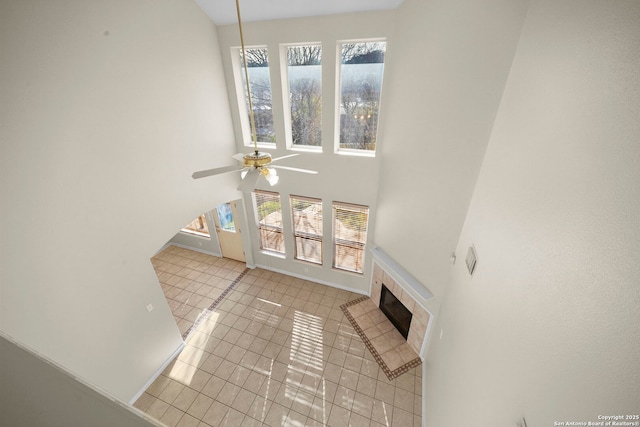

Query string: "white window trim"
[[333, 38, 387, 156], [280, 42, 324, 152], [231, 45, 276, 149]]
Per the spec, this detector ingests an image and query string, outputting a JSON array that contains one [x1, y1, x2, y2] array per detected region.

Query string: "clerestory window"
[[337, 41, 386, 153], [236, 47, 275, 146], [284, 44, 323, 149]]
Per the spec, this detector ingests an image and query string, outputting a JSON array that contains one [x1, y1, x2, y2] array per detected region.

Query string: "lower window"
[[254, 190, 285, 254], [333, 202, 369, 273]]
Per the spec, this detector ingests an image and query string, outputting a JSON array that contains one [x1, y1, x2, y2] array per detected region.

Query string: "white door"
[[213, 201, 245, 262]]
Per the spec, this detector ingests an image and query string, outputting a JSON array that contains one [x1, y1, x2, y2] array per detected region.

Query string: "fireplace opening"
[[379, 284, 412, 339]]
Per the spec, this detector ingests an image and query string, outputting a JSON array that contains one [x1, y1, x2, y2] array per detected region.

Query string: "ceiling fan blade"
[[271, 153, 299, 163], [231, 153, 246, 162], [271, 165, 318, 174], [237, 168, 260, 191], [192, 164, 243, 179]]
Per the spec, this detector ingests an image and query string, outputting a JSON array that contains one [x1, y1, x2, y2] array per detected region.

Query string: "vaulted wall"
[[0, 0, 239, 401], [375, 0, 530, 308], [406, 0, 640, 424]]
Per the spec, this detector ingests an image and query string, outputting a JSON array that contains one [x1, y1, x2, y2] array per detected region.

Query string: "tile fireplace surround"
[[370, 248, 433, 358]]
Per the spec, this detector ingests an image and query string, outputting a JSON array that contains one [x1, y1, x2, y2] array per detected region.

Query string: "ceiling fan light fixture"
[[264, 167, 279, 186]]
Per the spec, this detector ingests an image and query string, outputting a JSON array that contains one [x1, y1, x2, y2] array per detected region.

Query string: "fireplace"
[[379, 284, 413, 339]]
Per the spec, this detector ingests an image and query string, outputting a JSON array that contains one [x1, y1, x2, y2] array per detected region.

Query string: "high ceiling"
[[194, 0, 405, 25]]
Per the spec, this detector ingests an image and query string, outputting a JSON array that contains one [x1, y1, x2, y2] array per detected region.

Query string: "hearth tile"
[[355, 313, 375, 330], [368, 309, 388, 325], [376, 320, 396, 335], [359, 298, 378, 314], [383, 330, 406, 348], [370, 334, 394, 355], [380, 348, 404, 371]]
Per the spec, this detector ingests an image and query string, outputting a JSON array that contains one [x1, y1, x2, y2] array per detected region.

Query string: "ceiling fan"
[[191, 0, 318, 189]]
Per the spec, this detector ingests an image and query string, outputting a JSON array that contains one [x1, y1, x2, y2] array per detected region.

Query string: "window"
[[215, 203, 236, 232], [181, 214, 210, 237], [291, 196, 323, 264], [333, 202, 369, 273], [238, 47, 275, 145], [285, 44, 322, 148], [338, 41, 386, 152], [254, 190, 284, 254]]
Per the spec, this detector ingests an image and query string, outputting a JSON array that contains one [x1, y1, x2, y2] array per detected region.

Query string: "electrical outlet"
[[146, 304, 153, 312]]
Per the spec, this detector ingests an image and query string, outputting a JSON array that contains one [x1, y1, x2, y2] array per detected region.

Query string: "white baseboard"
[[158, 242, 222, 258], [128, 341, 185, 405], [253, 263, 368, 296]]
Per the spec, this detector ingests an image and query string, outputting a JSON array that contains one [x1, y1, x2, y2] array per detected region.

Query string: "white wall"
[[217, 12, 396, 293], [375, 0, 530, 308], [0, 0, 239, 401], [425, 0, 640, 424]]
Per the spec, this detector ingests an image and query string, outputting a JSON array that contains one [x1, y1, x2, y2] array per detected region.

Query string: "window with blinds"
[[291, 196, 323, 264], [333, 202, 369, 273], [253, 190, 285, 254]]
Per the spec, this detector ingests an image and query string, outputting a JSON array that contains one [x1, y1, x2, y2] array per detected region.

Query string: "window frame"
[[231, 45, 276, 148], [334, 38, 387, 157], [290, 195, 323, 265], [253, 190, 285, 255], [281, 42, 324, 152], [181, 214, 211, 238], [332, 201, 370, 274]]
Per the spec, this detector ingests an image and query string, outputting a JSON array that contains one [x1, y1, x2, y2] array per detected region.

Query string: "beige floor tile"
[[350, 412, 371, 427], [246, 394, 272, 422], [371, 399, 393, 426], [172, 387, 199, 412], [146, 398, 169, 420], [352, 391, 374, 419], [133, 392, 155, 412], [374, 382, 395, 405], [356, 374, 377, 397], [221, 407, 245, 426], [201, 400, 229, 426], [232, 388, 257, 414], [215, 382, 242, 407], [186, 393, 213, 419], [188, 370, 213, 393], [176, 413, 200, 427], [391, 407, 413, 427], [160, 406, 185, 427], [327, 404, 351, 427], [393, 387, 414, 414], [338, 368, 360, 390], [333, 384, 355, 410], [264, 402, 289, 427]]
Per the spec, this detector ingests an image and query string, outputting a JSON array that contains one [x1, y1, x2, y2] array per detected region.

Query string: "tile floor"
[[135, 245, 422, 427]]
